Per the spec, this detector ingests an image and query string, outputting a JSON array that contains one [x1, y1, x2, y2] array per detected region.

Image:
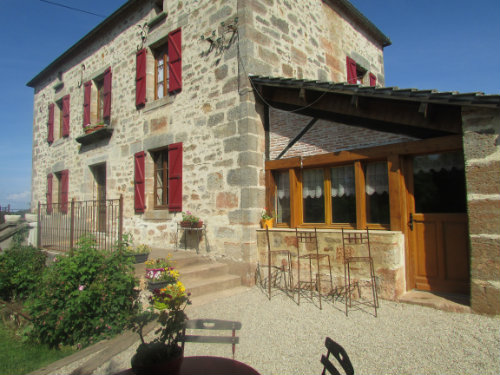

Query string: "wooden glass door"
[[407, 152, 469, 294]]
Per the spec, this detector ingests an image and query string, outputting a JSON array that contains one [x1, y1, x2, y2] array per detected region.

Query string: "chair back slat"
[[181, 319, 241, 359]]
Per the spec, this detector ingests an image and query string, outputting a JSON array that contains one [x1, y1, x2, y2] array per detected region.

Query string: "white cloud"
[[7, 191, 31, 201]]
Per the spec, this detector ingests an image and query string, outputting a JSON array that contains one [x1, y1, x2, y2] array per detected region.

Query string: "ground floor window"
[[270, 160, 389, 229], [275, 171, 290, 224], [153, 149, 169, 209]]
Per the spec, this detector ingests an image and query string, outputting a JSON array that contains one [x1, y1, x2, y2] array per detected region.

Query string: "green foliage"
[[27, 235, 139, 348], [0, 245, 47, 301]]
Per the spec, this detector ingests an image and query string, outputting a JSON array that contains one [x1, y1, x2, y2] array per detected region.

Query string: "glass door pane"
[[413, 152, 466, 213]]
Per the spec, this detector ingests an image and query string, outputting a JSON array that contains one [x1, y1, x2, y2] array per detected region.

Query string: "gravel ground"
[[91, 286, 500, 375]]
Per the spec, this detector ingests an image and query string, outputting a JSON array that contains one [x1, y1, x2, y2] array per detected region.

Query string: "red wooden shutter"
[[134, 151, 146, 213], [346, 57, 357, 84], [168, 142, 182, 212], [60, 170, 69, 213], [48, 104, 54, 144], [47, 173, 53, 214], [62, 95, 70, 137], [136, 49, 147, 107], [168, 28, 182, 93], [369, 73, 376, 87], [83, 81, 92, 126], [103, 67, 112, 119]]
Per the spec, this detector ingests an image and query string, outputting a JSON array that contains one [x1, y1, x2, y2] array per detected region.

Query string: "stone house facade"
[[28, 0, 388, 282], [28, 0, 499, 314]]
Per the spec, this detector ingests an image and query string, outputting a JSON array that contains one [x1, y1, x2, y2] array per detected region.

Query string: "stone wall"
[[462, 107, 500, 314], [256, 229, 405, 300], [30, 0, 387, 284]]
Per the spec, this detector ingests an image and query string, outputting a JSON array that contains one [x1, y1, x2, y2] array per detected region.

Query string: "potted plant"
[[180, 211, 203, 228], [117, 233, 151, 264], [147, 267, 180, 292], [83, 121, 106, 134], [130, 282, 191, 375], [132, 244, 152, 264], [261, 208, 274, 229]]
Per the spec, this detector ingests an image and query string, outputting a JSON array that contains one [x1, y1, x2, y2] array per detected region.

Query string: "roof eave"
[[329, 0, 392, 47]]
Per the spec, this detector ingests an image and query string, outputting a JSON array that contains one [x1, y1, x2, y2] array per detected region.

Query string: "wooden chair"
[[296, 228, 333, 310], [321, 337, 354, 375], [265, 227, 293, 300], [181, 319, 241, 359], [342, 228, 379, 317]]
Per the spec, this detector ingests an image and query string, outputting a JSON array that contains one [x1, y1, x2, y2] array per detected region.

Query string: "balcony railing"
[[37, 196, 123, 252]]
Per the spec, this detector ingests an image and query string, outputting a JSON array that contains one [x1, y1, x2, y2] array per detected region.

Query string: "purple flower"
[[78, 285, 85, 291]]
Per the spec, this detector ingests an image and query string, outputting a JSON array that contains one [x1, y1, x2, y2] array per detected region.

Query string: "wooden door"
[[94, 164, 107, 233], [407, 152, 469, 294]]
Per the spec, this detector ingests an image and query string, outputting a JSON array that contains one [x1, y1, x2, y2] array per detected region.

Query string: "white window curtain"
[[331, 165, 355, 197], [365, 162, 388, 196], [413, 152, 464, 174], [302, 169, 324, 199], [277, 172, 290, 199]]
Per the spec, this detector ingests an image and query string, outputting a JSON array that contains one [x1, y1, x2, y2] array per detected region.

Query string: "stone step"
[[182, 274, 242, 298], [178, 261, 230, 281]]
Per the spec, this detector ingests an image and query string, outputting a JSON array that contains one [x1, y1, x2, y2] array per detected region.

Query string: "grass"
[[0, 320, 75, 375]]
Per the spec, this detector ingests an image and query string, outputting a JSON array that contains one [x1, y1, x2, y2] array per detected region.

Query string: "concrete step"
[[182, 274, 242, 298], [178, 261, 230, 281]]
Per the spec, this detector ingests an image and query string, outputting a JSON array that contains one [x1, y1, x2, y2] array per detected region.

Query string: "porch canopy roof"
[[249, 75, 500, 139]]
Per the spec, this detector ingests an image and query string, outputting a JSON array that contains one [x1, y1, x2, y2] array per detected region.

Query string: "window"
[[96, 77, 105, 123], [365, 161, 389, 224], [82, 68, 112, 129], [275, 171, 290, 224], [154, 44, 169, 100], [271, 160, 390, 229], [57, 99, 64, 138], [302, 169, 325, 223], [331, 165, 356, 223], [153, 149, 168, 208], [134, 143, 183, 213], [346, 57, 371, 85], [53, 170, 69, 214]]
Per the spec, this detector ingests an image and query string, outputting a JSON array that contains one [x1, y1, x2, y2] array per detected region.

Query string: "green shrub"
[[27, 235, 139, 348], [0, 245, 47, 301]]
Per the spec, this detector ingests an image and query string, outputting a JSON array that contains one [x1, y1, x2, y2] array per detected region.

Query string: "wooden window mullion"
[[324, 168, 332, 225], [354, 161, 366, 229]]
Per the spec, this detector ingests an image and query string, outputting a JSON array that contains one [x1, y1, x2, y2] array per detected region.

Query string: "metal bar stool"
[[265, 227, 293, 300], [296, 228, 333, 310], [342, 228, 379, 317]]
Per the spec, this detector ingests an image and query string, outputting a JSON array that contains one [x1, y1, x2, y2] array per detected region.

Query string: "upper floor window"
[[135, 28, 182, 107], [83, 68, 112, 129], [346, 56, 376, 86], [154, 44, 169, 100]]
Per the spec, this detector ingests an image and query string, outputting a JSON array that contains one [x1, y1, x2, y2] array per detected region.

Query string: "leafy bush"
[[27, 235, 139, 348], [0, 245, 47, 301]]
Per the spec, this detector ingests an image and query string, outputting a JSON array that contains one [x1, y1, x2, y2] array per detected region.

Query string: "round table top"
[[117, 356, 261, 375]]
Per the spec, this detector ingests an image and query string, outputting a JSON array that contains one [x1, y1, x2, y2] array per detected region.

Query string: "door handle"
[[409, 213, 414, 231]]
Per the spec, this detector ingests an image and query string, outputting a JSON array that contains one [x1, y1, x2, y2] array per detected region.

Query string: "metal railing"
[[37, 196, 123, 252]]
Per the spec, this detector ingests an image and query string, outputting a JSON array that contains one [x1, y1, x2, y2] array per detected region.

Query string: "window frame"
[[268, 158, 391, 230], [152, 148, 169, 209], [154, 44, 169, 100]]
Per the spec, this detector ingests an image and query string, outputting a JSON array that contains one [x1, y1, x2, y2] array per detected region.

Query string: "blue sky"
[[0, 0, 498, 210]]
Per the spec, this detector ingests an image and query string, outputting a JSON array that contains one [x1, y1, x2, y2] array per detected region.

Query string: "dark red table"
[[116, 356, 261, 375]]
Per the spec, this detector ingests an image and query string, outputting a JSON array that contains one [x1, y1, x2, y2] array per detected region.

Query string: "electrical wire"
[[38, 0, 106, 18]]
